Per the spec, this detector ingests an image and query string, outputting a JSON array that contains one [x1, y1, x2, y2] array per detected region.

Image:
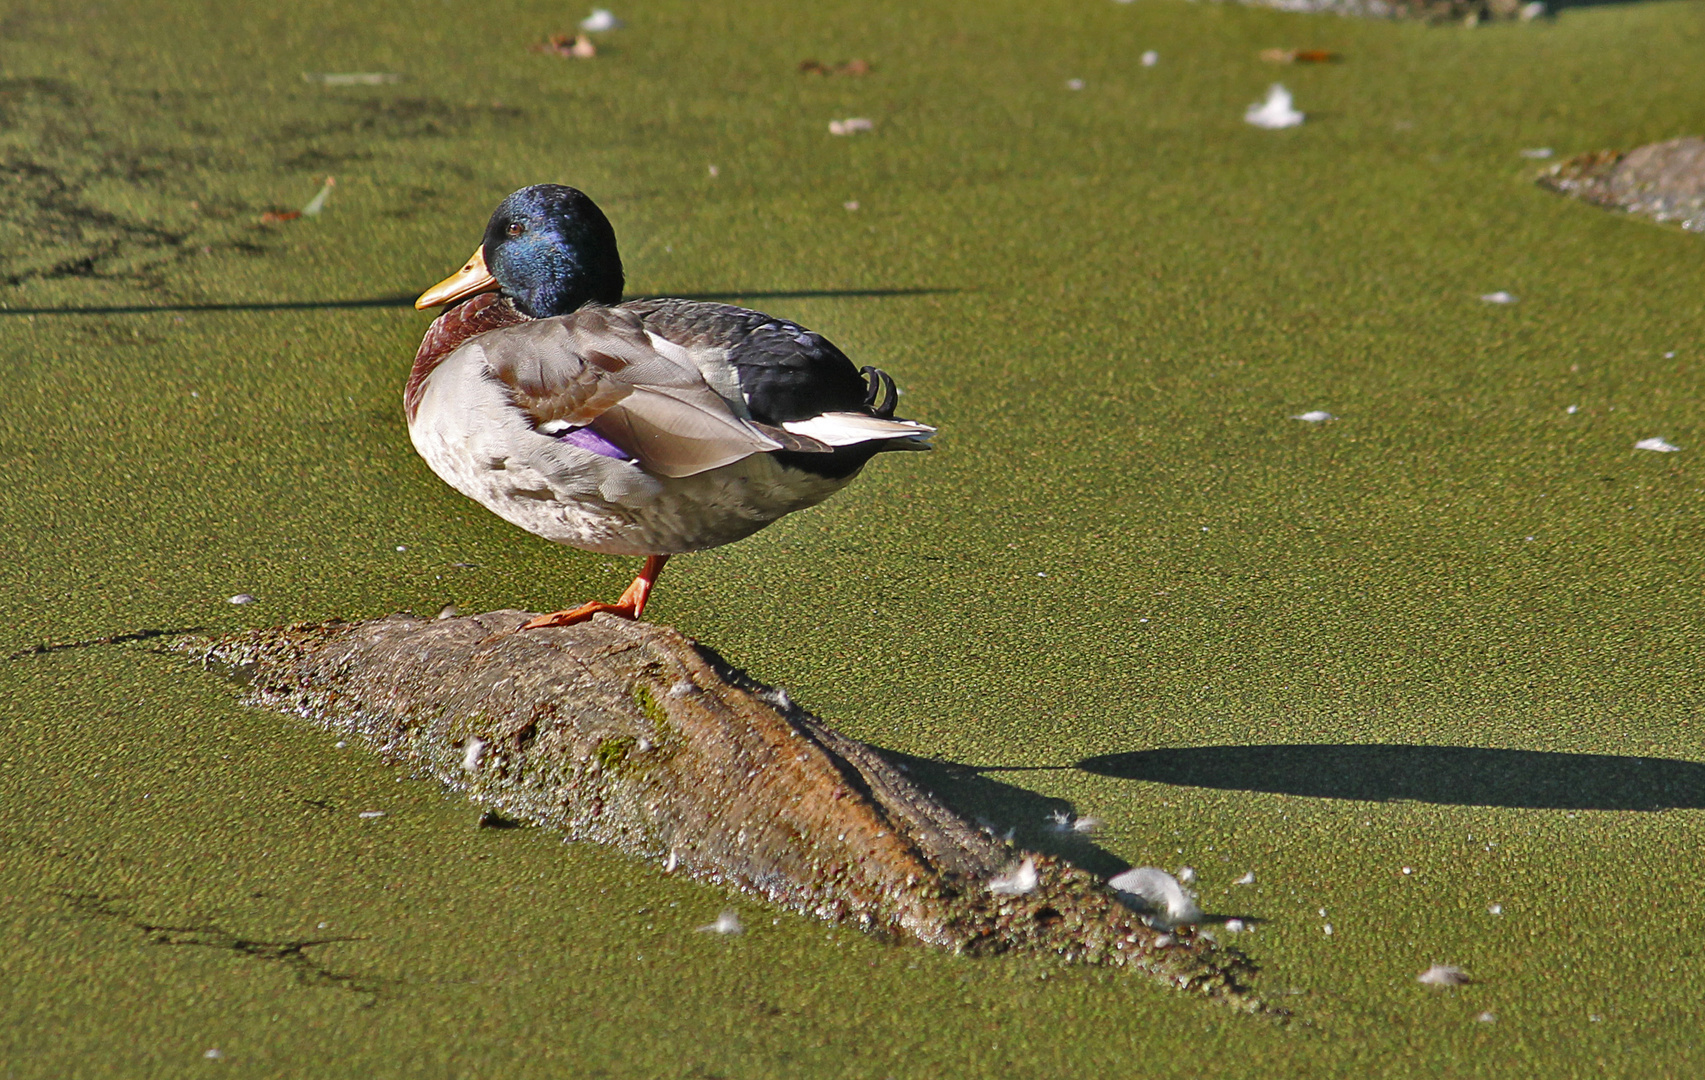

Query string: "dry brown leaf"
[[533, 33, 596, 58], [1260, 48, 1341, 63], [799, 58, 871, 76]]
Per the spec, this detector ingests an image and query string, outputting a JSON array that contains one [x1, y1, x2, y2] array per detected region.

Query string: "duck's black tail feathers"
[[861, 365, 900, 418]]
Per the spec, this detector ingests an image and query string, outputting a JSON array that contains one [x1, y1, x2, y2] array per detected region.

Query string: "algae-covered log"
[[186, 610, 1268, 1011]]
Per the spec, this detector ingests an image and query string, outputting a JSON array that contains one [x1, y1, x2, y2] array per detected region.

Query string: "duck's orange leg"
[[520, 555, 670, 630]]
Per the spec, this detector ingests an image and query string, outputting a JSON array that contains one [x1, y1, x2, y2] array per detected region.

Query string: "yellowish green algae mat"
[[3, 0, 1704, 1074]]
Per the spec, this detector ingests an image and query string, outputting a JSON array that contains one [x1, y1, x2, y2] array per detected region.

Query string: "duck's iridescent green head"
[[483, 185, 624, 317]]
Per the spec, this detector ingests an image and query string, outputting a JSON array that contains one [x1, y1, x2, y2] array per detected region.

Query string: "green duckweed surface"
[[3, 0, 1704, 1074]]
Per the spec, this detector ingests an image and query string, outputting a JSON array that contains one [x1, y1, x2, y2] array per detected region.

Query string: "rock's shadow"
[[874, 749, 1130, 878], [1076, 744, 1705, 811]]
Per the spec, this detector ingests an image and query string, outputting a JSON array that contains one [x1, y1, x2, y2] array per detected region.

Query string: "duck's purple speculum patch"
[[561, 427, 633, 461]]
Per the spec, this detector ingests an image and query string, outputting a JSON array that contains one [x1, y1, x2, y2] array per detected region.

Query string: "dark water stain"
[[274, 97, 526, 170], [0, 80, 526, 292], [0, 76, 80, 112], [62, 893, 386, 1005], [0, 80, 203, 287], [4, 626, 205, 661]]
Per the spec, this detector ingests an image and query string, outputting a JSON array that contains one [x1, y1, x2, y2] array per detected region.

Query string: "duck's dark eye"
[[507, 221, 525, 238]]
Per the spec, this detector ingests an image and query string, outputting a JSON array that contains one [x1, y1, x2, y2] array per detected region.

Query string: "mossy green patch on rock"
[[631, 681, 670, 730], [595, 734, 639, 772]]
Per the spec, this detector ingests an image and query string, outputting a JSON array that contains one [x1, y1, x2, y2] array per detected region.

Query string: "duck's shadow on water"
[[922, 743, 1705, 817], [0, 287, 958, 318]]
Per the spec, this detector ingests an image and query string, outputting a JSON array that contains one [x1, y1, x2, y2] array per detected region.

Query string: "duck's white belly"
[[409, 354, 853, 555]]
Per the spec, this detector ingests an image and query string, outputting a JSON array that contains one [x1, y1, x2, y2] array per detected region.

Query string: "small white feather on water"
[[989, 858, 1039, 895], [1635, 437, 1682, 453], [1047, 810, 1101, 834], [303, 72, 401, 85], [1520, 147, 1554, 159], [1141, 50, 1159, 66], [1233, 870, 1256, 885], [228, 593, 257, 605], [580, 8, 623, 31], [1107, 867, 1203, 928], [462, 737, 486, 773], [1418, 964, 1471, 986], [697, 909, 744, 935], [1479, 290, 1517, 304], [302, 177, 335, 216], [1292, 410, 1334, 423], [1245, 84, 1303, 129], [828, 117, 874, 136]]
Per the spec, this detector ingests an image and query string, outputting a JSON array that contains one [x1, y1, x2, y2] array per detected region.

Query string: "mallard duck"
[[407, 184, 934, 629]]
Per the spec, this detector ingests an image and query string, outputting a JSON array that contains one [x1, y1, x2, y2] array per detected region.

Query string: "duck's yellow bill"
[[415, 246, 499, 309]]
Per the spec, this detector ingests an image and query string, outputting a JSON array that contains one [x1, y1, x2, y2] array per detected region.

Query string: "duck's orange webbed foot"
[[519, 554, 669, 631], [520, 600, 638, 630]]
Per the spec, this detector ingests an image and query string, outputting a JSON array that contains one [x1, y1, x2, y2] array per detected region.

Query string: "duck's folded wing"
[[478, 309, 785, 478]]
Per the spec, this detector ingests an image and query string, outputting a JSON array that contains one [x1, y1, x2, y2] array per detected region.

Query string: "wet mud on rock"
[[182, 610, 1275, 1014]]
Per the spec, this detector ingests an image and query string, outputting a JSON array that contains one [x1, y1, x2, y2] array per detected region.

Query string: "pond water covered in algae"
[[2, 0, 1703, 1075]]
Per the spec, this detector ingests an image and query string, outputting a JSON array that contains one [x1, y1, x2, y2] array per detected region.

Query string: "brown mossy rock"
[[1237, 0, 1541, 24], [1540, 136, 1705, 232], [183, 610, 1275, 1013]]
